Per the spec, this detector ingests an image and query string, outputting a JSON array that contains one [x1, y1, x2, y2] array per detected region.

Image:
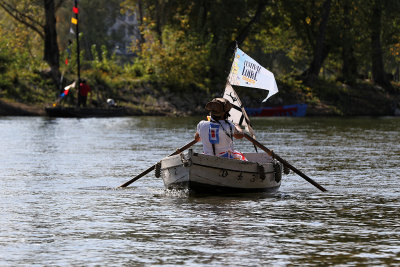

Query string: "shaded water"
[[0, 116, 399, 266]]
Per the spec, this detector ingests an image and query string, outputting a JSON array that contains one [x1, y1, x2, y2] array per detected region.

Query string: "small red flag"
[[73, 7, 79, 14]]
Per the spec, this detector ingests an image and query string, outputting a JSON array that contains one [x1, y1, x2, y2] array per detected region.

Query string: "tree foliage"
[[1, 0, 399, 100]]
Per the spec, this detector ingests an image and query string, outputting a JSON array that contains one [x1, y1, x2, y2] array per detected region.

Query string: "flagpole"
[[224, 42, 258, 152], [225, 42, 256, 138], [74, 0, 80, 83], [225, 41, 238, 89]]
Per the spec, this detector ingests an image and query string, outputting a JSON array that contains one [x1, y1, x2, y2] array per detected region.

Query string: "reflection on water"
[[0, 116, 399, 266]]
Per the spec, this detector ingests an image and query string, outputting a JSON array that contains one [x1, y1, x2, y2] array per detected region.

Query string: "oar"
[[243, 133, 327, 192], [118, 139, 198, 188]]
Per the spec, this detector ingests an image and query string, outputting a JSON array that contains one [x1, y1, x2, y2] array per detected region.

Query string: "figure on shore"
[[77, 79, 91, 107]]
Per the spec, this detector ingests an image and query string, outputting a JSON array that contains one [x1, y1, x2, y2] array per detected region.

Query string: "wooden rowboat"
[[157, 149, 283, 194]]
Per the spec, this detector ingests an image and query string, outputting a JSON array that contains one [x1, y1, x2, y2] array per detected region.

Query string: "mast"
[[73, 0, 80, 82]]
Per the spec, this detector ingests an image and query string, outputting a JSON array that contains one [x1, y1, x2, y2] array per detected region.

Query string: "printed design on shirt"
[[208, 123, 219, 144]]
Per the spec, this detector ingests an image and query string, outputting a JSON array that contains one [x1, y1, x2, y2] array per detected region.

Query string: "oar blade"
[[243, 133, 327, 192], [117, 139, 197, 188]]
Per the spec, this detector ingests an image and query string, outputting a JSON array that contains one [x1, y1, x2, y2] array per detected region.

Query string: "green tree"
[[77, 0, 126, 58], [0, 0, 65, 84], [122, 0, 274, 89], [281, 0, 333, 85], [339, 0, 358, 83], [369, 0, 391, 89], [303, 0, 332, 85]]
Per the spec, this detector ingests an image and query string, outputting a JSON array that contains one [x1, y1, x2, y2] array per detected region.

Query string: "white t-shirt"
[[196, 119, 235, 155]]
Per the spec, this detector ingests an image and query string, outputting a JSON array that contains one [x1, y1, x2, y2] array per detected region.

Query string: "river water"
[[0, 116, 399, 266]]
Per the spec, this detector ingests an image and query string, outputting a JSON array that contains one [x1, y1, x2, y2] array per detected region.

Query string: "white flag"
[[223, 83, 255, 137], [228, 48, 278, 102], [64, 81, 76, 91]]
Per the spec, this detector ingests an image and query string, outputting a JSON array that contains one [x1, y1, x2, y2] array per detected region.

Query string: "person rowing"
[[194, 98, 247, 160]]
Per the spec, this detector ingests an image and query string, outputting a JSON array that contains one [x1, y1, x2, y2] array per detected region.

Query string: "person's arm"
[[195, 121, 204, 142], [233, 124, 244, 139], [194, 132, 201, 142]]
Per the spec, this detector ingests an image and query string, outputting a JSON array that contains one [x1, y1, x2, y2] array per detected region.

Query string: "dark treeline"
[[0, 0, 399, 115]]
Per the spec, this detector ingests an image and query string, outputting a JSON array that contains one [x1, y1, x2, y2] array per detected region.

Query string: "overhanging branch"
[[0, 0, 45, 39]]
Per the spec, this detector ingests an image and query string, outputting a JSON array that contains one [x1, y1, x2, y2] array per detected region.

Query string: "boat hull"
[[159, 150, 282, 194], [245, 104, 307, 117]]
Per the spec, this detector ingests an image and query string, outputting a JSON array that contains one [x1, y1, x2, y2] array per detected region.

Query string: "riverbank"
[[1, 79, 399, 117], [0, 99, 45, 116]]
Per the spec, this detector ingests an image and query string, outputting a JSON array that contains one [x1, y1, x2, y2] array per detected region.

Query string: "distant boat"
[[245, 104, 307, 117]]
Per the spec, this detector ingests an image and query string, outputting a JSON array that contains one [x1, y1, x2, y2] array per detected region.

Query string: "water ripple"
[[0, 116, 399, 266]]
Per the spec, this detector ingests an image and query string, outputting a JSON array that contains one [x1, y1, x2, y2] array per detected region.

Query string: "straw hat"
[[205, 98, 232, 117]]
